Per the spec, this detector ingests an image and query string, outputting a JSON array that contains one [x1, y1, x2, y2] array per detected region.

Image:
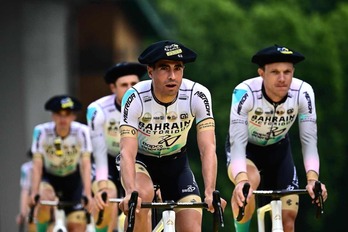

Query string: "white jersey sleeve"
[[298, 82, 320, 174], [228, 81, 252, 178], [20, 161, 33, 191], [191, 83, 214, 123], [87, 101, 108, 181]]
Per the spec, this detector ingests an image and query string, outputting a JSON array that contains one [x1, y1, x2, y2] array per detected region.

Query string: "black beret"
[[251, 44, 305, 66], [44, 95, 82, 112], [138, 40, 197, 64], [104, 62, 147, 84]]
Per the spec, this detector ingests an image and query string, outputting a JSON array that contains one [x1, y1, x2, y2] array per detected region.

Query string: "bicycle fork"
[[153, 210, 176, 232], [257, 200, 283, 232]]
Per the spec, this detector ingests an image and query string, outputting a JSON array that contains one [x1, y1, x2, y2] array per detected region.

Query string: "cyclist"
[[86, 62, 146, 232], [226, 45, 328, 232], [16, 149, 36, 232], [30, 95, 93, 232], [118, 40, 223, 232]]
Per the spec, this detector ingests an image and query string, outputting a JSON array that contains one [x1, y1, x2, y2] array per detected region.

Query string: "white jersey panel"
[[31, 121, 92, 176], [87, 94, 122, 157], [121, 79, 213, 157]]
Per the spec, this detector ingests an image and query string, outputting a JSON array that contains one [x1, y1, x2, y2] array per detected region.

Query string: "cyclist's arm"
[[86, 103, 108, 183], [228, 84, 254, 208], [80, 153, 93, 209], [119, 126, 138, 193], [197, 119, 217, 212], [119, 126, 139, 213], [298, 82, 320, 198], [192, 83, 217, 211], [228, 85, 252, 183], [30, 154, 43, 203]]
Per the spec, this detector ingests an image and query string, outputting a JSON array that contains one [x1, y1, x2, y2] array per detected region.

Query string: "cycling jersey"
[[20, 161, 33, 191], [87, 94, 121, 181], [228, 76, 319, 179], [31, 121, 92, 176], [120, 78, 214, 157]]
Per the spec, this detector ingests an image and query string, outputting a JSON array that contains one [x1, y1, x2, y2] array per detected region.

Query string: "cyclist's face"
[[110, 74, 139, 105], [259, 62, 294, 102], [52, 110, 76, 130], [148, 60, 184, 103]]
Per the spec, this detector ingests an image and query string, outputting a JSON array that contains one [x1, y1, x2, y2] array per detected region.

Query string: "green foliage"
[[150, 0, 347, 230]]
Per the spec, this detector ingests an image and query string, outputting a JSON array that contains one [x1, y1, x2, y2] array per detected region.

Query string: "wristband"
[[235, 172, 249, 184], [306, 170, 319, 181]]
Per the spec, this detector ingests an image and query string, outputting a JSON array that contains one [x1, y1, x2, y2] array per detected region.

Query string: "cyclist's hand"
[[233, 181, 252, 208], [84, 195, 94, 213], [306, 180, 328, 204], [204, 194, 214, 213], [16, 213, 25, 225], [119, 192, 141, 215], [29, 193, 39, 207], [94, 191, 108, 210]]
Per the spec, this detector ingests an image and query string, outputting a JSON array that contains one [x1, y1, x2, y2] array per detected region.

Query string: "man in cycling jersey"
[[118, 40, 223, 231], [86, 62, 146, 232], [30, 95, 93, 232], [16, 149, 36, 232], [226, 45, 328, 232]]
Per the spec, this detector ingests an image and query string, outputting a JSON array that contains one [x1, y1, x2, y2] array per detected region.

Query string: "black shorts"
[[107, 154, 124, 198], [136, 149, 201, 202], [42, 169, 83, 214], [246, 136, 299, 206]]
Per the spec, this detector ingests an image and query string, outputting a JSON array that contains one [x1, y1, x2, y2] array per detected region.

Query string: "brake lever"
[[314, 181, 324, 218], [236, 182, 250, 221]]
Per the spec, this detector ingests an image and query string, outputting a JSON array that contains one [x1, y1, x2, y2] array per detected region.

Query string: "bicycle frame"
[[236, 181, 324, 232]]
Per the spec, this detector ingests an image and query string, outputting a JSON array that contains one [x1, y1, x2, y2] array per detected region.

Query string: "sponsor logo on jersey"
[[255, 107, 263, 115], [123, 93, 136, 123], [180, 112, 189, 119], [194, 91, 211, 116], [166, 111, 177, 122], [276, 107, 285, 115], [303, 91, 312, 114], [237, 92, 248, 115], [250, 114, 296, 126], [178, 94, 188, 100], [153, 112, 165, 122], [143, 96, 152, 102], [107, 118, 119, 136], [141, 112, 152, 123], [138, 120, 192, 135]]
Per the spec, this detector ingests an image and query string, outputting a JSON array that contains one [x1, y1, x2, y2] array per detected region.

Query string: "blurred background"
[[1, 0, 346, 231]]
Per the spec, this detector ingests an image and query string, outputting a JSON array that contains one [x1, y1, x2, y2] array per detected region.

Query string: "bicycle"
[[109, 190, 225, 232], [29, 195, 95, 232], [236, 181, 324, 232]]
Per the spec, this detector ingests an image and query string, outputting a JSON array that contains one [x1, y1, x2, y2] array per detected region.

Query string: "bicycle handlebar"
[[33, 194, 92, 224], [119, 190, 224, 232], [236, 181, 324, 221]]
